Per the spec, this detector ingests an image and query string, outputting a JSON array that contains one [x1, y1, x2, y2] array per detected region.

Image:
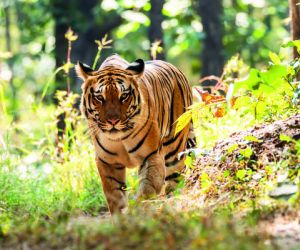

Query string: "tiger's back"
[[76, 55, 194, 213], [141, 60, 193, 180]]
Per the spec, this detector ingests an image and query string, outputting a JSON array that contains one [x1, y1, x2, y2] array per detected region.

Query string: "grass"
[[2, 208, 277, 250], [0, 102, 106, 237]]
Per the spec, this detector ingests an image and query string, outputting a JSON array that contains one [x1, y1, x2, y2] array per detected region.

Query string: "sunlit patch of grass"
[[0, 102, 107, 236], [126, 168, 139, 199]]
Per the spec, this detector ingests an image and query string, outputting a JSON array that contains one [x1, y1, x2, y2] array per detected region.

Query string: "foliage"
[[176, 42, 300, 148]]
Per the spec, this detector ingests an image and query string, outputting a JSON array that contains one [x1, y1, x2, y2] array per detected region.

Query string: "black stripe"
[[95, 136, 117, 155], [129, 123, 152, 153], [97, 76, 107, 83], [87, 108, 95, 114], [131, 89, 150, 138], [83, 96, 87, 108], [140, 149, 158, 169], [106, 176, 126, 186], [165, 172, 181, 181], [165, 157, 181, 167], [107, 73, 129, 77], [83, 98, 89, 118], [168, 66, 187, 106], [169, 90, 175, 128], [125, 91, 141, 124], [115, 165, 125, 170], [187, 138, 196, 149], [88, 93, 92, 109], [121, 130, 134, 140], [165, 137, 184, 161], [163, 131, 181, 147], [98, 157, 110, 166], [128, 105, 141, 119]]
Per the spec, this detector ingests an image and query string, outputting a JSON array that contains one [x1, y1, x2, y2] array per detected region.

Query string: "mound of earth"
[[186, 114, 300, 190]]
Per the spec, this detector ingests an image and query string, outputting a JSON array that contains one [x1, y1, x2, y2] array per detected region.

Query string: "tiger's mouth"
[[109, 127, 119, 133], [97, 121, 135, 133]]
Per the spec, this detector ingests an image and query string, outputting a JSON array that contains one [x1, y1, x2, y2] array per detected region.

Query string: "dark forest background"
[[1, 0, 289, 98]]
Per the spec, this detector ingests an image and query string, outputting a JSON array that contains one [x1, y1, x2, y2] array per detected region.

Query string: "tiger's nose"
[[107, 119, 120, 125]]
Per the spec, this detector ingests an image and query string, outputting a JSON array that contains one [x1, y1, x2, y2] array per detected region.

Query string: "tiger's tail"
[[186, 122, 196, 150]]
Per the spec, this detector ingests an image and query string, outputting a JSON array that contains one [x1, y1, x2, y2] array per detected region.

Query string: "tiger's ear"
[[126, 59, 144, 76], [75, 61, 94, 80]]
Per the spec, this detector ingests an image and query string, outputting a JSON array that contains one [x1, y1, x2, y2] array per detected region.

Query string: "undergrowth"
[[0, 31, 300, 249]]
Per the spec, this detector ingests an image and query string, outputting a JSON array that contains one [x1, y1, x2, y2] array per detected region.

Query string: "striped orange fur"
[[76, 54, 194, 214]]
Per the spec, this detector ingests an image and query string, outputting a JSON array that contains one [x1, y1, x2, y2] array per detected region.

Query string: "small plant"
[[93, 34, 113, 69], [150, 40, 163, 60], [64, 28, 78, 95], [40, 28, 78, 102]]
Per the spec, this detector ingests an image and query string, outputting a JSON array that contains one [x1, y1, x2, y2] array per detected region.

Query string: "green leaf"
[[184, 155, 193, 168], [269, 51, 281, 65], [223, 170, 230, 178], [235, 64, 289, 96], [260, 65, 288, 90], [201, 172, 209, 181], [200, 172, 212, 192], [240, 147, 253, 158], [244, 135, 262, 143], [233, 96, 252, 109], [227, 144, 238, 154], [62, 62, 74, 74], [255, 101, 267, 115], [279, 134, 293, 142], [236, 169, 246, 180], [234, 69, 261, 93], [282, 39, 300, 54], [175, 110, 192, 136]]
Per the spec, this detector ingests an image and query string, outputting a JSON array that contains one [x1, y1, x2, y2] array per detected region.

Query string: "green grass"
[[0, 102, 107, 237]]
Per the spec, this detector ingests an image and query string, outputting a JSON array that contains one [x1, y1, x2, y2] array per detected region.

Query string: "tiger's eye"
[[120, 93, 129, 103]]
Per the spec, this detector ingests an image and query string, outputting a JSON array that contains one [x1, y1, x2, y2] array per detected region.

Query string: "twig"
[[199, 75, 221, 85], [67, 40, 71, 95]]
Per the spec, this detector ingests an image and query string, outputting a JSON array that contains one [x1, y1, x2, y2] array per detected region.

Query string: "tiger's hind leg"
[[163, 125, 195, 194], [164, 157, 185, 194], [137, 152, 166, 200]]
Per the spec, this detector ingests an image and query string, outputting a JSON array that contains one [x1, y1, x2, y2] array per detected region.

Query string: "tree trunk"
[[50, 0, 123, 142], [51, 0, 123, 93], [196, 0, 224, 87], [289, 0, 300, 80], [4, 5, 17, 120], [148, 0, 165, 60]]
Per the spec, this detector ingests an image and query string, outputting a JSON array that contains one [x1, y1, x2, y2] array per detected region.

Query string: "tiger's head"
[[76, 59, 144, 136]]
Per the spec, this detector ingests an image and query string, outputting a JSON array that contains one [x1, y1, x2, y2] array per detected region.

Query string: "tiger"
[[76, 54, 194, 214]]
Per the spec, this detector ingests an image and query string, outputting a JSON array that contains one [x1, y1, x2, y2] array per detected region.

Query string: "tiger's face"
[[76, 59, 144, 135]]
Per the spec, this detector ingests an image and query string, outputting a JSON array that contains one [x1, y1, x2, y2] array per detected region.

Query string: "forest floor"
[[1, 114, 300, 250]]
